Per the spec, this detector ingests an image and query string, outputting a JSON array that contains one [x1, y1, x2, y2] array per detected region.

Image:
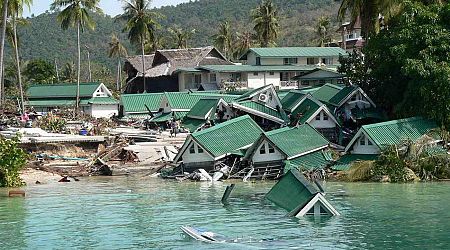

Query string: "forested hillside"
[[13, 0, 340, 72]]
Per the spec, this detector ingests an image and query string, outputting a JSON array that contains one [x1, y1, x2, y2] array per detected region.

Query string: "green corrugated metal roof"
[[121, 93, 164, 113], [192, 115, 263, 157], [80, 97, 118, 105], [265, 125, 329, 158], [27, 82, 101, 98], [151, 111, 188, 122], [277, 90, 291, 100], [243, 47, 347, 58], [328, 85, 357, 106], [26, 98, 77, 107], [186, 98, 220, 119], [332, 154, 378, 171], [165, 92, 238, 110], [281, 90, 307, 112], [285, 150, 333, 172], [182, 117, 205, 132], [291, 98, 321, 124], [198, 64, 321, 72], [236, 100, 288, 122], [311, 83, 343, 103], [265, 169, 319, 213], [236, 85, 269, 102], [362, 117, 438, 148]]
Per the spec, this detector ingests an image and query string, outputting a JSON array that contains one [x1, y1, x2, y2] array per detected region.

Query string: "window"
[[189, 145, 196, 154], [253, 72, 259, 76], [268, 144, 275, 154], [316, 114, 321, 120], [351, 94, 357, 101], [197, 146, 204, 153], [194, 74, 202, 84], [322, 58, 333, 65], [210, 73, 217, 83], [259, 144, 266, 154], [323, 113, 329, 120], [256, 57, 261, 65], [360, 137, 366, 146], [269, 72, 274, 75], [284, 58, 298, 65], [280, 72, 289, 81], [368, 140, 373, 146], [307, 58, 319, 65]]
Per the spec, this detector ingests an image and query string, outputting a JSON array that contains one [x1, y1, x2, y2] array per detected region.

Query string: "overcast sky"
[[23, 0, 191, 17]]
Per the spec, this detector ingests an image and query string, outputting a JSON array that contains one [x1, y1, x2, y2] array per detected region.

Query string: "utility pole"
[[55, 58, 60, 82], [85, 45, 92, 82]]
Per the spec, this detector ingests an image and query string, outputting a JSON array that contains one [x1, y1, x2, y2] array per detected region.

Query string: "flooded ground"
[[1, 177, 449, 249]]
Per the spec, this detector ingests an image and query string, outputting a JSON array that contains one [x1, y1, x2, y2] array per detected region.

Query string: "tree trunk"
[[87, 50, 92, 82], [76, 22, 81, 114], [13, 16, 25, 114], [116, 58, 121, 91], [141, 36, 146, 93], [0, 0, 8, 106]]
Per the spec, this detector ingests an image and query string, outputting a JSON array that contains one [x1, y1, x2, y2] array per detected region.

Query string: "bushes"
[[37, 114, 66, 133], [0, 136, 28, 187]]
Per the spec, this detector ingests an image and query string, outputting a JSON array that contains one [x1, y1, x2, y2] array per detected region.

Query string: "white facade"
[[348, 132, 380, 154], [251, 139, 285, 163], [308, 110, 338, 129], [181, 140, 214, 164], [89, 104, 119, 118]]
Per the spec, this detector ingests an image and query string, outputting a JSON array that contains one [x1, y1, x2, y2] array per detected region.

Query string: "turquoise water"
[[1, 177, 450, 249]]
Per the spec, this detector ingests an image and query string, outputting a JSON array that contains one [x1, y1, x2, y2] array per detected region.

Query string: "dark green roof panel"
[[27, 82, 101, 98]]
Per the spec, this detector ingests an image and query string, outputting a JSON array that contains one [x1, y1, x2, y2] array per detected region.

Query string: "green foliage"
[[23, 59, 57, 84], [338, 50, 372, 88], [169, 26, 195, 49], [373, 145, 410, 182], [251, 0, 280, 47], [315, 16, 332, 47], [37, 114, 67, 133], [212, 21, 233, 59], [0, 136, 27, 187]]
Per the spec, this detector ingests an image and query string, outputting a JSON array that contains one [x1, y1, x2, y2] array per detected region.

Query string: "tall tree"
[[232, 31, 254, 60], [251, 0, 280, 47], [211, 21, 232, 59], [108, 34, 128, 91], [121, 0, 161, 93], [169, 26, 195, 49], [51, 0, 102, 113], [8, 0, 32, 113], [316, 16, 332, 47], [0, 0, 8, 106]]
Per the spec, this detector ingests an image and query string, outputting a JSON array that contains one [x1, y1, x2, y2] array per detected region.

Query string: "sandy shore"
[[20, 168, 63, 186]]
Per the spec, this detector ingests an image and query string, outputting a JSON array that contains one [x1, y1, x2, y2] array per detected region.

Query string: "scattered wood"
[[9, 190, 25, 197]]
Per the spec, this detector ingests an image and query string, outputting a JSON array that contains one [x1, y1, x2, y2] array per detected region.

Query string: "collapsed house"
[[266, 168, 339, 217], [281, 92, 341, 142], [182, 97, 234, 132], [230, 85, 288, 130], [26, 82, 119, 118], [335, 117, 439, 171], [173, 115, 264, 172], [120, 93, 164, 120], [240, 124, 332, 180], [124, 46, 232, 93]]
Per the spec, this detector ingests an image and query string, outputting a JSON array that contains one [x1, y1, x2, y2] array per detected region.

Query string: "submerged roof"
[[27, 82, 102, 98], [182, 117, 206, 132], [345, 117, 438, 152], [121, 93, 164, 113], [285, 150, 333, 172], [240, 47, 347, 60], [332, 154, 378, 171], [265, 169, 320, 213], [189, 115, 263, 158], [264, 125, 329, 159]]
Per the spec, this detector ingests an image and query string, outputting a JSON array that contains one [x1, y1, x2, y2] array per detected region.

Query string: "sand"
[[19, 168, 63, 186]]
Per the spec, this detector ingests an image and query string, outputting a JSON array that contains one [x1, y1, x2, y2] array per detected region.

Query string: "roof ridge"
[[192, 115, 261, 137], [29, 82, 100, 87], [362, 116, 425, 129]]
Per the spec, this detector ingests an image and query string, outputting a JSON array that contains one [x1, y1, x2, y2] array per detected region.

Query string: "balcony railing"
[[280, 80, 298, 89]]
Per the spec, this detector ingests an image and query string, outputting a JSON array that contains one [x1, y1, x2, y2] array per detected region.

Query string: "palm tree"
[[121, 0, 161, 93], [0, 0, 9, 106], [169, 26, 195, 49], [211, 21, 232, 60], [7, 0, 32, 114], [251, 0, 279, 47], [51, 0, 102, 113], [108, 34, 128, 91], [232, 31, 254, 60], [144, 34, 166, 54], [316, 16, 332, 47], [62, 62, 76, 83]]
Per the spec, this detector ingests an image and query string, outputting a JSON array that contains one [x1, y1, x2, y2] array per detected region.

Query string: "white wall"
[[308, 110, 337, 129], [261, 58, 284, 65], [350, 133, 380, 154], [249, 87, 279, 109], [247, 52, 257, 65], [247, 72, 281, 89], [92, 85, 109, 97], [91, 104, 119, 118], [182, 141, 215, 164], [252, 140, 285, 163]]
